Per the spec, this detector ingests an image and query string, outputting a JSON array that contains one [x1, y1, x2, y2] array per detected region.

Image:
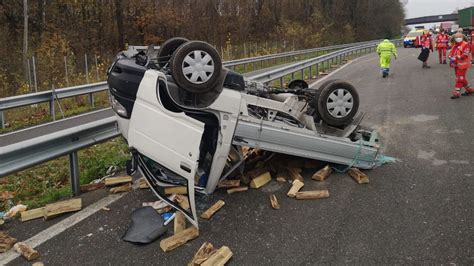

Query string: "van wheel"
[[157, 37, 189, 67], [317, 80, 359, 127], [170, 41, 222, 94]]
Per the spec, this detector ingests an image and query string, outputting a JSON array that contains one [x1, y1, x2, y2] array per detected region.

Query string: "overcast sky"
[[405, 0, 474, 18]]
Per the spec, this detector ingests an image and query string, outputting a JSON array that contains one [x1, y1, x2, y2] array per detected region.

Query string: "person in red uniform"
[[449, 32, 474, 99], [471, 31, 474, 62], [436, 28, 449, 64], [418, 31, 433, 68]]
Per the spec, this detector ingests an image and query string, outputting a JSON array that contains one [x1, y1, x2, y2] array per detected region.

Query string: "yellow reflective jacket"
[[377, 39, 397, 57]]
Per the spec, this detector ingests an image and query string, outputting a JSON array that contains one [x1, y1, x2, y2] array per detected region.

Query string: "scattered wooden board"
[[20, 207, 45, 222], [348, 168, 369, 184], [174, 212, 186, 234], [165, 186, 188, 195], [80, 183, 105, 193], [201, 200, 225, 219], [295, 190, 330, 200], [312, 165, 332, 181], [218, 179, 240, 188], [287, 179, 304, 198], [160, 227, 199, 252], [32, 262, 44, 266], [288, 168, 304, 182], [189, 242, 216, 266], [13, 242, 39, 261], [137, 177, 149, 189], [227, 186, 248, 194], [175, 195, 190, 210], [270, 194, 280, 210], [201, 246, 233, 266], [250, 172, 271, 189], [109, 183, 132, 194], [104, 176, 132, 186], [43, 198, 82, 220], [0, 231, 17, 253]]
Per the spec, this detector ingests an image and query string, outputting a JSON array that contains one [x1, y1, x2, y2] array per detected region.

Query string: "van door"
[[127, 70, 203, 227]]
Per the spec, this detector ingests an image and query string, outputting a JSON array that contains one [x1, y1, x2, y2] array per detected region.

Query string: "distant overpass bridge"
[[405, 13, 458, 25]]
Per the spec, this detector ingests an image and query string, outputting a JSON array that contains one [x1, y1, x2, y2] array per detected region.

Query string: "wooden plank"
[[0, 231, 17, 253], [249, 171, 271, 189], [174, 212, 186, 234], [227, 186, 248, 194], [20, 207, 45, 222], [188, 242, 216, 266], [137, 177, 149, 189], [288, 167, 304, 182], [43, 198, 82, 220], [217, 179, 240, 188], [312, 165, 332, 181], [80, 182, 105, 193], [175, 195, 190, 210], [287, 179, 304, 198], [104, 176, 132, 186], [160, 227, 199, 252], [201, 246, 233, 266], [201, 200, 225, 219], [13, 242, 39, 261], [164, 186, 188, 195], [295, 190, 330, 200], [348, 168, 369, 184], [109, 183, 132, 194], [270, 194, 280, 210]]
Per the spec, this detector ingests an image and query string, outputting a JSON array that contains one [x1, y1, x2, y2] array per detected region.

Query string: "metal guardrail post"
[[50, 93, 56, 121], [280, 77, 284, 88], [0, 111, 4, 129], [89, 93, 95, 108], [309, 65, 312, 79], [69, 151, 81, 196]]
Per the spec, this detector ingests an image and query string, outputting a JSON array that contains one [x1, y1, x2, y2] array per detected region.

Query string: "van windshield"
[[406, 32, 421, 38]]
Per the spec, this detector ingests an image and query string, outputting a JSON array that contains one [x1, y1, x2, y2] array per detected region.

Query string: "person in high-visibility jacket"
[[435, 28, 449, 64], [449, 32, 474, 99], [376, 38, 397, 78]]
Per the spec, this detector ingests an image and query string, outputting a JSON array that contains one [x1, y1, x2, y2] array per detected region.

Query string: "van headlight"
[[109, 93, 128, 118]]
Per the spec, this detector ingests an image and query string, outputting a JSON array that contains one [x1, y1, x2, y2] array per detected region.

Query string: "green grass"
[[0, 138, 129, 211]]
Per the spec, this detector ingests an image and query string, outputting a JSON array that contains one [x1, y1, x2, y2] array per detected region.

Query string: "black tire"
[[170, 41, 222, 94], [317, 80, 359, 127], [308, 79, 343, 122], [157, 37, 189, 67]]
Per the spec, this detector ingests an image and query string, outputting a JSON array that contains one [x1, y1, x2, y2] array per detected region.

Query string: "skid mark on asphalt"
[[410, 114, 439, 122], [417, 150, 471, 166]]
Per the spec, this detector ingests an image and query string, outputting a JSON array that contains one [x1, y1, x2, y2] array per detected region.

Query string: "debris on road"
[[227, 186, 248, 194], [270, 194, 280, 210], [348, 168, 369, 184], [189, 242, 216, 265], [0, 219, 4, 225], [123, 207, 167, 244], [312, 165, 332, 181], [32, 262, 44, 266], [201, 246, 233, 266], [101, 207, 110, 211], [160, 226, 199, 252], [13, 242, 40, 261], [174, 212, 186, 234], [295, 190, 330, 200], [175, 195, 190, 210], [43, 198, 82, 220], [109, 183, 132, 194], [80, 182, 105, 193], [249, 171, 271, 188], [287, 179, 304, 197], [164, 186, 188, 195], [137, 177, 149, 189], [201, 200, 225, 219], [4, 204, 27, 219], [104, 176, 133, 186], [20, 207, 45, 222], [0, 231, 17, 252], [288, 167, 304, 182], [218, 179, 240, 188]]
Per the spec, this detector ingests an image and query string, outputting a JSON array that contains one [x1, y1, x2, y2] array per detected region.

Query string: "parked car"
[[107, 38, 387, 226]]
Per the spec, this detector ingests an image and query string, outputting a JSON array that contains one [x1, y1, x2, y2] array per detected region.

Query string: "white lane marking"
[[0, 193, 127, 265], [309, 54, 376, 88]]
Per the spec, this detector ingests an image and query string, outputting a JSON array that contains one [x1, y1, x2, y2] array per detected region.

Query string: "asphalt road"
[[3, 48, 473, 265]]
